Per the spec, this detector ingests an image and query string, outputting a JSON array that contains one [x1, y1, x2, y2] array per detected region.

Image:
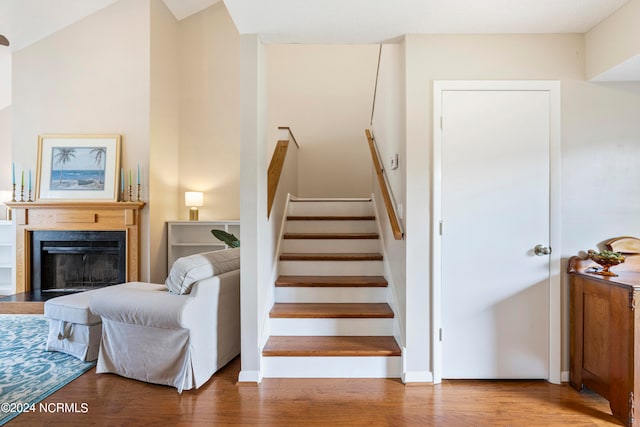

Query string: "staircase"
[[262, 197, 402, 378]]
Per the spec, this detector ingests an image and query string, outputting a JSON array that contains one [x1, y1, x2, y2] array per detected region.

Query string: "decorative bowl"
[[587, 249, 625, 276]]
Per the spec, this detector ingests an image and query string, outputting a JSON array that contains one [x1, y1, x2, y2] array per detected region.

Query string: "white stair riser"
[[275, 286, 387, 303], [262, 356, 402, 378], [286, 220, 377, 234], [282, 239, 379, 253], [288, 201, 374, 216], [279, 260, 383, 276], [269, 318, 393, 336]]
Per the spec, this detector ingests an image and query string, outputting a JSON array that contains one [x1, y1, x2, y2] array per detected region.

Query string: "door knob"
[[534, 244, 552, 256]]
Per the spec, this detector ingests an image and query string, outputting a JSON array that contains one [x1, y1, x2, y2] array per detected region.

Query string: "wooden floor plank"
[[280, 252, 383, 261], [263, 336, 402, 357], [269, 302, 394, 318], [8, 356, 619, 426], [275, 275, 388, 287]]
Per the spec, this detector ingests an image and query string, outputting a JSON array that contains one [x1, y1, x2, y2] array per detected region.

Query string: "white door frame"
[[431, 80, 561, 384]]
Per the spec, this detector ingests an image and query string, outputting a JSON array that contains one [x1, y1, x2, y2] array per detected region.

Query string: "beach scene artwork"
[[49, 146, 107, 191]]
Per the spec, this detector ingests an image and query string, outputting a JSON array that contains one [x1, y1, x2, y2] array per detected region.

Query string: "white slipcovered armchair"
[[90, 248, 240, 392]]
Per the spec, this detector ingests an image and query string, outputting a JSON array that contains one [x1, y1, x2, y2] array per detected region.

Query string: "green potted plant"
[[211, 229, 240, 248]]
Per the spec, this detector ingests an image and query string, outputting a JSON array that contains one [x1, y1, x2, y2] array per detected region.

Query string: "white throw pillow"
[[165, 248, 240, 295]]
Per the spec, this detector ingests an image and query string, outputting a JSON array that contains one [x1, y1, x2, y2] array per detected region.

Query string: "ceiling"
[[0, 0, 221, 51], [225, 0, 629, 44], [0, 0, 635, 88], [0, 0, 630, 51]]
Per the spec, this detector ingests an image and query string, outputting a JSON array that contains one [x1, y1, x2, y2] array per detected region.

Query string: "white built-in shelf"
[[0, 220, 15, 295], [167, 220, 240, 273]]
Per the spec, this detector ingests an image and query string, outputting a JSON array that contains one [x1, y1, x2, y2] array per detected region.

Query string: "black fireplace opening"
[[31, 230, 126, 293]]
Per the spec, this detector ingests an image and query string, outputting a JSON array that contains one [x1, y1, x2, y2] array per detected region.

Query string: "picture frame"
[[36, 134, 121, 202]]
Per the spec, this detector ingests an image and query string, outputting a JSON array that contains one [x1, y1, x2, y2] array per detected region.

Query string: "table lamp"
[[185, 191, 203, 221]]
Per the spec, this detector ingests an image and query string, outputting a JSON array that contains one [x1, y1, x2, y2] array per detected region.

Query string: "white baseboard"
[[561, 371, 570, 383], [0, 285, 14, 295], [403, 370, 433, 383], [238, 370, 262, 383]]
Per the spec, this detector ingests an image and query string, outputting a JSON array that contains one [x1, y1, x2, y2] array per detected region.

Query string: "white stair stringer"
[[370, 192, 407, 361]]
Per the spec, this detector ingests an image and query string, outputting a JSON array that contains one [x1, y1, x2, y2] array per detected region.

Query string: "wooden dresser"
[[568, 237, 640, 427]]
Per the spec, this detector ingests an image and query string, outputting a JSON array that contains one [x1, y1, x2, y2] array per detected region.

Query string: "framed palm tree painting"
[[36, 135, 121, 201]]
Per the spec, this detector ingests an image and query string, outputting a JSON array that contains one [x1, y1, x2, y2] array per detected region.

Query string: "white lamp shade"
[[0, 190, 11, 204], [185, 191, 203, 207]]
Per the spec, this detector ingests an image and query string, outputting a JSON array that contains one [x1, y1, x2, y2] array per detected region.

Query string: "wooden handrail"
[[365, 129, 403, 240], [267, 140, 290, 218]]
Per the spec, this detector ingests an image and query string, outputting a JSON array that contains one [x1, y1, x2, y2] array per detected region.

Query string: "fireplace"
[[31, 230, 126, 293], [5, 201, 144, 295]]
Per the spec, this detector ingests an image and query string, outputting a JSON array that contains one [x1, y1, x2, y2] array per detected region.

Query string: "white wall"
[[403, 34, 640, 379], [239, 34, 268, 382], [267, 44, 378, 198], [178, 2, 240, 220], [9, 0, 243, 282], [12, 0, 152, 280], [370, 43, 407, 346], [372, 44, 406, 211], [0, 51, 10, 110], [149, 0, 180, 282], [0, 107, 10, 191]]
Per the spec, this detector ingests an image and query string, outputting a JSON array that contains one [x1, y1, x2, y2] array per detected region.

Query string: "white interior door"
[[440, 88, 551, 379]]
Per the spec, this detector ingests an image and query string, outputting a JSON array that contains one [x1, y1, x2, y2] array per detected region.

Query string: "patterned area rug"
[[0, 315, 95, 425]]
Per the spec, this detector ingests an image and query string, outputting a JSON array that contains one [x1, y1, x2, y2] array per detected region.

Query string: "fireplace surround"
[[5, 201, 144, 294]]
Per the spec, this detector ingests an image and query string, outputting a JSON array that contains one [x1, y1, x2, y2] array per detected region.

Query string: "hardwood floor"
[[8, 357, 620, 426], [0, 291, 67, 314]]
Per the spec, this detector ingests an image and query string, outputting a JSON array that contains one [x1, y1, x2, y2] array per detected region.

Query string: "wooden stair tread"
[[286, 216, 375, 221], [289, 198, 372, 202], [270, 303, 394, 318], [263, 336, 402, 357], [275, 275, 388, 287], [283, 233, 379, 239], [280, 253, 383, 261]]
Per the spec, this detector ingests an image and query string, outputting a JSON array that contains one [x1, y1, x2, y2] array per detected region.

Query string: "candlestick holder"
[[20, 186, 24, 202], [27, 189, 33, 202], [128, 185, 132, 203], [137, 184, 141, 202], [11, 184, 16, 202]]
